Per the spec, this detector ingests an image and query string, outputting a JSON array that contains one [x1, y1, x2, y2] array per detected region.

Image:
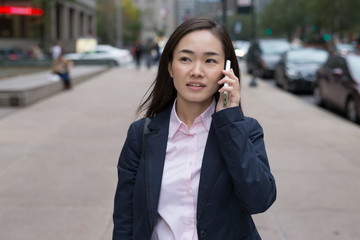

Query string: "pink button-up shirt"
[[151, 99, 215, 240]]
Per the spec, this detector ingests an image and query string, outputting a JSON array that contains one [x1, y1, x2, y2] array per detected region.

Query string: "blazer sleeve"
[[113, 119, 144, 240], [212, 107, 276, 214]]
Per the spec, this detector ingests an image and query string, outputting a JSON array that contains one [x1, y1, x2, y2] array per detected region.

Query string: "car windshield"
[[260, 40, 290, 54], [287, 49, 328, 64], [347, 55, 360, 81]]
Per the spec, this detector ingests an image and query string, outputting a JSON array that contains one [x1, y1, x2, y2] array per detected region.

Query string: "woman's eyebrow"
[[176, 49, 221, 56]]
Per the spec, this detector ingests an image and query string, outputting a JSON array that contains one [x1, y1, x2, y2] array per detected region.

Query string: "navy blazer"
[[113, 105, 276, 240]]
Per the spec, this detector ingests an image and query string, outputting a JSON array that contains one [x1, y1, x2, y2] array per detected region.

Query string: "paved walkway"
[[0, 65, 359, 240]]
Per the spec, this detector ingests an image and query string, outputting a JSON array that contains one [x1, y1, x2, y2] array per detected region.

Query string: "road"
[[0, 64, 360, 240]]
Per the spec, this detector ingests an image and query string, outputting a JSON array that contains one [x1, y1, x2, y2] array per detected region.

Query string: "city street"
[[0, 64, 360, 240]]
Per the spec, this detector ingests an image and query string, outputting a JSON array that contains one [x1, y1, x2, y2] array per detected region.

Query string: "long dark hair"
[[137, 17, 240, 118]]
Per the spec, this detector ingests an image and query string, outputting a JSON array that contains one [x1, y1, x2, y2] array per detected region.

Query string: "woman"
[[52, 53, 73, 89], [113, 17, 276, 240]]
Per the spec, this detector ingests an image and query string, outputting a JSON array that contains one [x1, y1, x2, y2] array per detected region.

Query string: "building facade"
[[133, 0, 240, 42], [0, 0, 96, 56]]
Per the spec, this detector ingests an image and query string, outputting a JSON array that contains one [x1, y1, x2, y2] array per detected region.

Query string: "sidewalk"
[[0, 66, 359, 240]]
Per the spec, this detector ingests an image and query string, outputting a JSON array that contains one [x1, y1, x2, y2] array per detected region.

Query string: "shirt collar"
[[169, 98, 215, 139]]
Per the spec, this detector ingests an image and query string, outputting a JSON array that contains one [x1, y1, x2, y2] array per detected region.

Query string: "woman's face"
[[168, 30, 225, 108]]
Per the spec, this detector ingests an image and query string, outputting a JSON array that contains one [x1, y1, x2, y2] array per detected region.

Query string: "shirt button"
[[189, 162, 193, 166]]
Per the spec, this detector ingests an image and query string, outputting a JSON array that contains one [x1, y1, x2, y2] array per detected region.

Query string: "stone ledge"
[[0, 66, 109, 106]]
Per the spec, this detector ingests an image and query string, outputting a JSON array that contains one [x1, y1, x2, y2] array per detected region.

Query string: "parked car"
[[246, 39, 291, 78], [233, 40, 250, 59], [314, 52, 360, 123], [274, 47, 329, 92], [333, 43, 358, 55], [0, 47, 26, 60], [64, 45, 133, 66]]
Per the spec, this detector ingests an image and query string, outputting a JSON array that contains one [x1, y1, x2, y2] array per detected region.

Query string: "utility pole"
[[251, 0, 257, 41], [249, 0, 258, 87], [115, 0, 123, 48], [222, 0, 227, 27]]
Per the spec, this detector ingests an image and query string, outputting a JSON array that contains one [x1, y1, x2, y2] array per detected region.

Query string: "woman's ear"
[[168, 63, 173, 78]]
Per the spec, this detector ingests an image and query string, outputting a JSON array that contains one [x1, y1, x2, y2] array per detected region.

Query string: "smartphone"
[[223, 60, 231, 107]]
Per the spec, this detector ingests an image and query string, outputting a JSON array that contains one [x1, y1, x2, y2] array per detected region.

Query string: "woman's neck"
[[175, 99, 212, 129]]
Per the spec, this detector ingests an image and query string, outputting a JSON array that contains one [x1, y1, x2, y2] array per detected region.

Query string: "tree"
[[259, 0, 306, 40], [227, 14, 253, 41], [96, 0, 117, 45], [259, 0, 360, 44], [96, 0, 141, 47], [121, 0, 141, 45], [305, 0, 360, 39]]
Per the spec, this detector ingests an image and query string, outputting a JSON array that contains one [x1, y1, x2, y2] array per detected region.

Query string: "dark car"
[[246, 39, 291, 78], [314, 52, 360, 123], [274, 48, 329, 92], [0, 47, 26, 60]]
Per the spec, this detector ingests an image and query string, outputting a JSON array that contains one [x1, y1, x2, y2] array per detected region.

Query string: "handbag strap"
[[142, 117, 151, 152]]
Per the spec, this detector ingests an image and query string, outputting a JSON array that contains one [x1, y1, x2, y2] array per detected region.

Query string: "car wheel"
[[246, 64, 252, 74], [313, 86, 324, 106], [346, 98, 358, 123], [274, 71, 282, 87], [255, 68, 265, 78], [283, 80, 290, 91], [109, 60, 118, 66]]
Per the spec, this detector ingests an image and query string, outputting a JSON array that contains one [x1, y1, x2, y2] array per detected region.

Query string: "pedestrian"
[[50, 41, 62, 60], [52, 53, 73, 89], [132, 40, 143, 69], [112, 16, 276, 240]]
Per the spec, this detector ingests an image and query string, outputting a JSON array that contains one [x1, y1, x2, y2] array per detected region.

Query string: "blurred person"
[[144, 39, 161, 69], [27, 43, 44, 59], [151, 40, 160, 65], [52, 53, 73, 90], [112, 17, 276, 240], [132, 40, 143, 69], [50, 42, 62, 60]]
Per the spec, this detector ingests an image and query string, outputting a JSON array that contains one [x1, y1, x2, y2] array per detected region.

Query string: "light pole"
[[116, 0, 123, 48], [222, 0, 227, 27], [249, 0, 257, 87]]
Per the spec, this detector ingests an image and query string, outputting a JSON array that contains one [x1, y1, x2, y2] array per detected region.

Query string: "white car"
[[64, 45, 133, 66]]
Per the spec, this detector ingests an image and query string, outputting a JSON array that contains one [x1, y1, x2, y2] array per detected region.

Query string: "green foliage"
[[96, 0, 116, 45], [96, 0, 141, 46], [122, 0, 142, 45], [259, 0, 306, 40], [227, 14, 253, 41], [259, 0, 360, 43]]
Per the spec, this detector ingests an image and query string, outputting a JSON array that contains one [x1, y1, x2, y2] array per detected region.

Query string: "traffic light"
[[265, 28, 272, 36]]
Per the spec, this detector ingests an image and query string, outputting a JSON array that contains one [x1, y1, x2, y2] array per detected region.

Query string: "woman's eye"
[[180, 57, 190, 62], [206, 59, 216, 63]]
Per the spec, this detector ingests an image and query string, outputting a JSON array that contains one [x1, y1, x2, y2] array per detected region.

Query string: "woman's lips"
[[186, 83, 205, 90], [186, 83, 205, 87]]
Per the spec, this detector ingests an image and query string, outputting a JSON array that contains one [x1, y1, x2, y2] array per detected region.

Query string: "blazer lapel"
[[197, 122, 224, 219], [143, 106, 171, 228]]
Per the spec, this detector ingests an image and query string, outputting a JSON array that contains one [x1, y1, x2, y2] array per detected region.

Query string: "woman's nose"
[[190, 62, 204, 77]]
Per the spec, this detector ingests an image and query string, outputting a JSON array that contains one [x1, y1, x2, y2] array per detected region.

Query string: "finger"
[[218, 85, 233, 93], [222, 68, 236, 78], [218, 77, 236, 86]]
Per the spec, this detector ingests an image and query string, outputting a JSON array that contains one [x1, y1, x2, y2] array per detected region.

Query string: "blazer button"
[[200, 230, 207, 238]]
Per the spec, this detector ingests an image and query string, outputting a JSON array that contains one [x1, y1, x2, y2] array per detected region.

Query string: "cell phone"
[[223, 60, 231, 107]]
